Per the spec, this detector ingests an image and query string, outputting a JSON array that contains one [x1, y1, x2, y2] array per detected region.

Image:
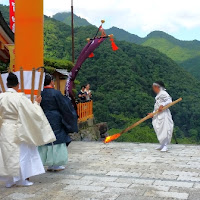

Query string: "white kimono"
[[152, 90, 174, 146], [0, 89, 56, 182]]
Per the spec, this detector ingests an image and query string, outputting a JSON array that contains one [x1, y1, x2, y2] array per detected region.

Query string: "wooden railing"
[[77, 101, 93, 122]]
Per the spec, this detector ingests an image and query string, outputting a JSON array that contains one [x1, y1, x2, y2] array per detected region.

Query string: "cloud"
[[1, 0, 200, 38], [44, 0, 200, 35], [0, 0, 8, 5]]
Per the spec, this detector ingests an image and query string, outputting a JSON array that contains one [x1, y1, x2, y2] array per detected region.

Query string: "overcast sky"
[[1, 0, 200, 40]]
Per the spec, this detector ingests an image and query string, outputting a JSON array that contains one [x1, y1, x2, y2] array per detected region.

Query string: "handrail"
[[77, 100, 93, 122]]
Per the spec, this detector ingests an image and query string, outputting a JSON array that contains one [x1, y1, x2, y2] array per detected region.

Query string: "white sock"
[[5, 179, 16, 188], [16, 180, 34, 186], [161, 145, 168, 152]]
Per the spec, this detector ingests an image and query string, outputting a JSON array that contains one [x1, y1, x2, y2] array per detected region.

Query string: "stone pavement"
[[1, 142, 200, 200]]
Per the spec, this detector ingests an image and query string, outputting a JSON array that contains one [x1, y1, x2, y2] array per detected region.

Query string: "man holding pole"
[[149, 81, 174, 152], [104, 82, 181, 144]]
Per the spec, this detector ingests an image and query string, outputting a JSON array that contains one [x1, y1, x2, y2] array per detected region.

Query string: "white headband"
[[153, 83, 160, 87], [153, 83, 166, 91]]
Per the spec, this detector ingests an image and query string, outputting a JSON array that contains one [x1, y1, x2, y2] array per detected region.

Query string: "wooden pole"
[[20, 67, 24, 93], [56, 73, 60, 90], [104, 98, 183, 143], [31, 68, 36, 103], [71, 0, 75, 63], [120, 98, 182, 135], [0, 73, 5, 93], [37, 68, 44, 97]]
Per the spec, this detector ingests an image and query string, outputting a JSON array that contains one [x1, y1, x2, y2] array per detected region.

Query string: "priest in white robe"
[[0, 73, 56, 188], [150, 81, 174, 152]]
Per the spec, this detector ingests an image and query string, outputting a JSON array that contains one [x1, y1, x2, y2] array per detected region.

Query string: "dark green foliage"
[[180, 56, 200, 80], [0, 61, 8, 72], [44, 66, 55, 74], [44, 58, 73, 71], [106, 28, 200, 79], [0, 4, 9, 24], [44, 57, 73, 74], [44, 16, 72, 60], [53, 12, 91, 27]]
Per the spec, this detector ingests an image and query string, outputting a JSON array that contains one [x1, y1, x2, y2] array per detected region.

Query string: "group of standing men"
[[0, 73, 78, 188]]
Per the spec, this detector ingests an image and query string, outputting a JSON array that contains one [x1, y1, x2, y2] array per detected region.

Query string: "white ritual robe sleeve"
[[17, 94, 56, 146], [158, 93, 172, 107]]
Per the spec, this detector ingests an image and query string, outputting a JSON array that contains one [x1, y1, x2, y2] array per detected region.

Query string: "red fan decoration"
[[110, 37, 119, 51], [89, 52, 95, 58]]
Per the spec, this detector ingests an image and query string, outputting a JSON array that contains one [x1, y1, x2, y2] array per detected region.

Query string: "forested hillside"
[[106, 27, 200, 80], [53, 13, 200, 80], [0, 4, 9, 24], [76, 35, 200, 144], [53, 12, 91, 27], [1, 5, 200, 143], [43, 15, 200, 143], [106, 27, 142, 44]]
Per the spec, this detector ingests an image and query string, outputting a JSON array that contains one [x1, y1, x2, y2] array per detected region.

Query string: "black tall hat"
[[7, 73, 19, 88], [44, 73, 53, 86]]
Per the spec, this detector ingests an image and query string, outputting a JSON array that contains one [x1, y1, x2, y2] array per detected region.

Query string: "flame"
[[104, 133, 121, 144]]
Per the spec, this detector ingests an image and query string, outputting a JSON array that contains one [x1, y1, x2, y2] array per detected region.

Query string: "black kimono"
[[41, 88, 78, 145]]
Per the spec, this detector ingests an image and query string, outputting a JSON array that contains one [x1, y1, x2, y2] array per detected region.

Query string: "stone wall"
[[70, 118, 108, 141]]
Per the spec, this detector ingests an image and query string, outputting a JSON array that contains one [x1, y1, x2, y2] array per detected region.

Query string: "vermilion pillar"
[[15, 0, 43, 71]]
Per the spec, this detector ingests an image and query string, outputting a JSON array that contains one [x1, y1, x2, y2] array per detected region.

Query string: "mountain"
[[142, 31, 200, 76], [1, 5, 200, 143], [51, 16, 200, 79], [106, 27, 143, 44], [53, 12, 91, 27], [106, 28, 200, 79]]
